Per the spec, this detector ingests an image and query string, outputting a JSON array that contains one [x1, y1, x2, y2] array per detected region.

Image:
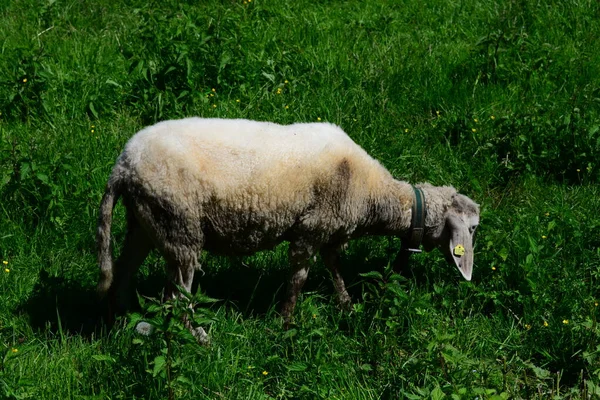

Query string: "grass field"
[[1, 0, 600, 398]]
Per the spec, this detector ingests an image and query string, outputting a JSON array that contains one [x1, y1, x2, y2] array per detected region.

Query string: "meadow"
[[1, 0, 599, 398]]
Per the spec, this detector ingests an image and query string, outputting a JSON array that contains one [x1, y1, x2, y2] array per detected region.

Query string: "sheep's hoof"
[[135, 321, 155, 336], [192, 326, 210, 345], [282, 318, 294, 331], [338, 293, 352, 310]]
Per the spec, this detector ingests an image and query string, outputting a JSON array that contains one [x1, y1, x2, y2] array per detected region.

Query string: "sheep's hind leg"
[[281, 243, 314, 329], [109, 216, 153, 317], [321, 245, 352, 309], [163, 248, 209, 344]]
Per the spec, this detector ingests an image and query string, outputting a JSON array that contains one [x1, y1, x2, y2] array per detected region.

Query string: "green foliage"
[[127, 288, 218, 399], [0, 0, 599, 398]]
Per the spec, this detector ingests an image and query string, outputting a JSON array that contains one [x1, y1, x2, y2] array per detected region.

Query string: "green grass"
[[1, 0, 600, 398]]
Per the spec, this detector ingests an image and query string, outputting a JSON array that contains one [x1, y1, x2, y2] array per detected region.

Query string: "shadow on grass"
[[193, 242, 422, 318], [18, 269, 103, 337], [18, 241, 414, 337]]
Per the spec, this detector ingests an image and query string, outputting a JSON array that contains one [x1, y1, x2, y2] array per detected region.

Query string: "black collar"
[[404, 185, 426, 253]]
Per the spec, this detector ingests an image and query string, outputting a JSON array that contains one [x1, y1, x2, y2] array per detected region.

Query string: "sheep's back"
[[118, 118, 392, 252], [126, 118, 376, 195]]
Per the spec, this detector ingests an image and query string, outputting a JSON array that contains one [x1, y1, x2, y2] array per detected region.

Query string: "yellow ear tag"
[[453, 244, 465, 257]]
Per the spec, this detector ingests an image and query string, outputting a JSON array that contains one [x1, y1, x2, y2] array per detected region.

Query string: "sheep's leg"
[[281, 244, 314, 328], [321, 245, 352, 309], [110, 217, 153, 315], [164, 250, 209, 344], [165, 258, 195, 298]]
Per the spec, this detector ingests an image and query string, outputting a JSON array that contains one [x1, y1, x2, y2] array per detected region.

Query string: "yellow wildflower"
[[313, 314, 317, 319], [285, 105, 289, 109], [2, 260, 7, 265], [490, 115, 495, 120], [212, 104, 217, 108], [595, 302, 598, 307], [211, 88, 216, 92], [4, 268, 9, 273], [23, 78, 27, 83], [276, 88, 282, 94], [542, 235, 547, 239], [436, 110, 440, 116], [284, 80, 288, 84], [474, 118, 479, 123], [404, 129, 409, 133], [543, 321, 549, 327], [317, 117, 321, 121], [563, 319, 569, 325], [236, 99, 240, 103], [262, 370, 268, 376], [471, 128, 477, 133], [491, 266, 496, 271], [577, 169, 581, 172], [12, 348, 18, 353], [525, 324, 531, 330]]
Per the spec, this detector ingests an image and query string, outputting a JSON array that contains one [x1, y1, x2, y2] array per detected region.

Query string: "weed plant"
[[1, 0, 599, 398]]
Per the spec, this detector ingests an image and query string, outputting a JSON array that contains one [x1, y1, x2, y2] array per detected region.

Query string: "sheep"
[[97, 117, 480, 342]]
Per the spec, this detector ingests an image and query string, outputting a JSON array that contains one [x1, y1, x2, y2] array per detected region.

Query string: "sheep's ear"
[[446, 214, 474, 281]]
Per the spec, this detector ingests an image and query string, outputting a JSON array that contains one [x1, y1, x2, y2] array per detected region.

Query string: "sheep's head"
[[421, 190, 480, 281]]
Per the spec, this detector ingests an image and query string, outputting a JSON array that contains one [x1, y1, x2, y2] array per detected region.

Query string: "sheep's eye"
[[469, 225, 477, 234]]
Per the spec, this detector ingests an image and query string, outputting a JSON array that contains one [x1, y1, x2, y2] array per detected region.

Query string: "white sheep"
[[97, 118, 480, 342]]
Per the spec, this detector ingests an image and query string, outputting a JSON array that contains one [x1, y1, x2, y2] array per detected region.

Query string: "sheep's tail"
[[96, 172, 122, 298]]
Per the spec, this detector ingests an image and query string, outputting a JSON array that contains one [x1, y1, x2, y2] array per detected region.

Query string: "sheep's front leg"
[[281, 244, 314, 328], [321, 245, 352, 309]]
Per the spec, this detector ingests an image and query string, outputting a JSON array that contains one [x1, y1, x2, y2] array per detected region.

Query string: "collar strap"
[[404, 186, 426, 253]]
